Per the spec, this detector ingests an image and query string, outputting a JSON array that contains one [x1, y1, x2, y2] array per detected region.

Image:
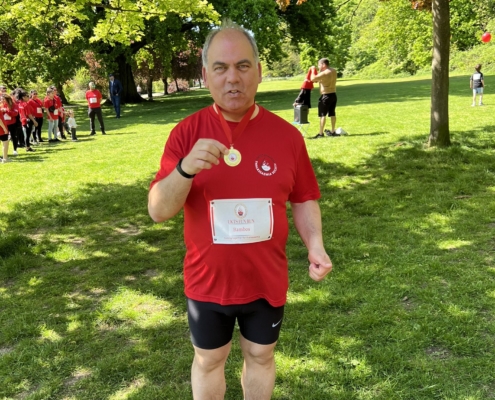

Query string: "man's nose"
[[225, 67, 240, 83]]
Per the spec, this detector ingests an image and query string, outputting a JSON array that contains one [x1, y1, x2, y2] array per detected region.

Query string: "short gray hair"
[[202, 19, 259, 68]]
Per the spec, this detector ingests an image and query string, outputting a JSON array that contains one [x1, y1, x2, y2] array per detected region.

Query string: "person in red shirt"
[[18, 90, 37, 152], [28, 90, 44, 143], [44, 88, 60, 142], [148, 20, 333, 399], [85, 82, 106, 136], [0, 94, 10, 163], [0, 92, 20, 155], [49, 86, 67, 139]]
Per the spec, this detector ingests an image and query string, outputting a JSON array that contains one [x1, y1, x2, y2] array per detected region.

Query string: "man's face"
[[110, 76, 114, 82], [202, 29, 262, 121], [318, 62, 326, 72]]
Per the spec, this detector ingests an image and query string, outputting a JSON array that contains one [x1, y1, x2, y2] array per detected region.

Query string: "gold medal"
[[225, 147, 242, 167]]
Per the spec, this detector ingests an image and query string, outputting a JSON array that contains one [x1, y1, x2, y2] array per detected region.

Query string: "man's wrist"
[[176, 158, 196, 179]]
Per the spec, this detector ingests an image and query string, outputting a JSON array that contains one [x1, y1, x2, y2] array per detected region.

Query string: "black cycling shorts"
[[318, 93, 337, 117], [187, 298, 285, 350]]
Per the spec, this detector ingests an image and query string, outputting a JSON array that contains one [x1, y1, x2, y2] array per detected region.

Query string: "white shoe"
[[471, 103, 476, 107], [479, 102, 484, 106], [2, 158, 11, 163], [12, 150, 18, 155]]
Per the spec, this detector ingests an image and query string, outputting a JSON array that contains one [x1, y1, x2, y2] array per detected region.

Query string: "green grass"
[[1, 75, 495, 399]]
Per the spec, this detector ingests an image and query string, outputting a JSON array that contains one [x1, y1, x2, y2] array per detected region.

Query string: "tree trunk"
[[56, 83, 69, 104], [163, 77, 169, 95], [175, 78, 180, 92], [114, 53, 143, 104], [146, 71, 153, 101], [429, 0, 450, 147]]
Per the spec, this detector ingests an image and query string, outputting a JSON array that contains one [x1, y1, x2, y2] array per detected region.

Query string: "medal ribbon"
[[215, 103, 256, 147]]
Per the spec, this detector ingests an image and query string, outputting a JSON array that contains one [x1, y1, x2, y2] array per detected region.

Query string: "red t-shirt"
[[29, 98, 44, 118], [151, 105, 320, 307], [43, 97, 58, 120], [85, 90, 102, 108], [18, 100, 31, 125], [0, 112, 7, 135], [54, 95, 62, 109], [0, 101, 19, 126]]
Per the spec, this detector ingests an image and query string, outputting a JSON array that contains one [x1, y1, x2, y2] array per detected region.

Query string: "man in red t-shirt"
[[85, 82, 106, 135], [149, 20, 333, 399], [44, 88, 59, 142]]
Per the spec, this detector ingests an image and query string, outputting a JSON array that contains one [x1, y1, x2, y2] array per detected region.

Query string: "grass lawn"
[[1, 74, 495, 399]]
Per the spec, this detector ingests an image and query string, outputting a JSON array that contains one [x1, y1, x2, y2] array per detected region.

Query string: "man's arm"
[[310, 66, 319, 82], [290, 200, 333, 281], [148, 138, 229, 223]]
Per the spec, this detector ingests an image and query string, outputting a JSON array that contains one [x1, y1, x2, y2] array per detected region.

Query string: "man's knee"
[[241, 339, 276, 366], [193, 344, 231, 372]]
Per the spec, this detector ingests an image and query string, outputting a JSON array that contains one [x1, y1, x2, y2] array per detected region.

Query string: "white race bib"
[[210, 198, 273, 244], [37, 107, 42, 114], [54, 109, 58, 115], [90, 97, 97, 104], [3, 113, 11, 120]]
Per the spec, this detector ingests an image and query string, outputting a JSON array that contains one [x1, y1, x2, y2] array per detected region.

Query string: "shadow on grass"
[[1, 127, 495, 398]]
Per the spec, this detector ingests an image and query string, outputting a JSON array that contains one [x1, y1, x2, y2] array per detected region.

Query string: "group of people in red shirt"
[[0, 85, 79, 163]]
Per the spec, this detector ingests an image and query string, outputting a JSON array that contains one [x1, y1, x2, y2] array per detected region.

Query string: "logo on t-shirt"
[[255, 155, 277, 177], [234, 203, 247, 218]]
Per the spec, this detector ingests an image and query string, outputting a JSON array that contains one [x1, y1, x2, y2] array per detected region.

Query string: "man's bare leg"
[[191, 342, 231, 400], [240, 335, 277, 400], [319, 116, 326, 135], [330, 116, 336, 133]]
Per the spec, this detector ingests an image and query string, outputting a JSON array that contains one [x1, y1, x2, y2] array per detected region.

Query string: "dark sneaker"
[[311, 133, 325, 139], [331, 132, 341, 137], [90, 132, 96, 136], [26, 147, 35, 152], [102, 132, 107, 135], [48, 139, 57, 143]]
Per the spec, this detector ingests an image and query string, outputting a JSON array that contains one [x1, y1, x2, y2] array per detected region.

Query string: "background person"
[[0, 98, 10, 163], [49, 86, 66, 139], [66, 109, 78, 141], [18, 90, 37, 152], [1, 92, 20, 154], [44, 88, 59, 143], [29, 90, 44, 143], [310, 58, 339, 138], [293, 66, 316, 109], [148, 20, 333, 400], [470, 64, 484, 106], [85, 81, 106, 136], [108, 74, 122, 118]]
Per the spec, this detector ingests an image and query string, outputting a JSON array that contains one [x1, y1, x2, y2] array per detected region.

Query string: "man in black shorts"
[[149, 20, 333, 399], [311, 58, 340, 138]]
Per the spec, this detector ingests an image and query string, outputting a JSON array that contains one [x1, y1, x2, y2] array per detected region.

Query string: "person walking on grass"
[[0, 97, 10, 163], [44, 88, 60, 143], [109, 74, 123, 118], [148, 19, 333, 400], [0, 92, 20, 155], [18, 90, 37, 153], [85, 82, 106, 136], [29, 90, 44, 143], [49, 86, 67, 139], [470, 64, 484, 106], [310, 58, 340, 138], [66, 109, 78, 142]]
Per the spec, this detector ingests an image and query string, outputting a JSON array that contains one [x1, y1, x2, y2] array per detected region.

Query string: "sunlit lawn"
[[1, 74, 495, 399]]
